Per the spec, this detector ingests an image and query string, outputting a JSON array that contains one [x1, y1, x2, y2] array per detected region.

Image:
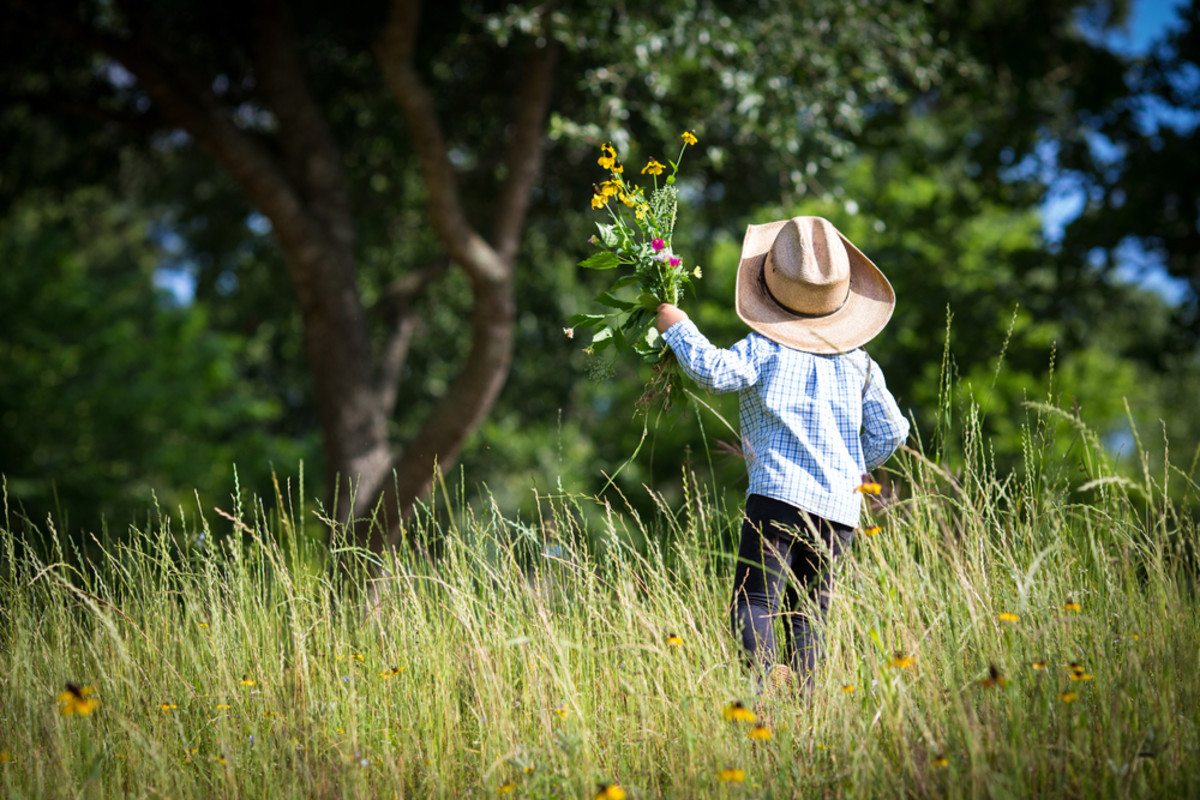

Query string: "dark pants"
[[730, 494, 854, 682]]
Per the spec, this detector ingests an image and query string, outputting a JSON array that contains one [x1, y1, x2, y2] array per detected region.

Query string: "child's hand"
[[656, 303, 688, 333]]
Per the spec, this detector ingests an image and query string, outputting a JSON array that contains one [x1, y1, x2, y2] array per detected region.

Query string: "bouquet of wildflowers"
[[567, 132, 701, 402]]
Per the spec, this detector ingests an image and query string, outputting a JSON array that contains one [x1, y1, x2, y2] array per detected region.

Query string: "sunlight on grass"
[[1, 398, 1199, 798]]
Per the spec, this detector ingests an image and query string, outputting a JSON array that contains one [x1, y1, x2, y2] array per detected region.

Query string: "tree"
[[2, 0, 960, 552]]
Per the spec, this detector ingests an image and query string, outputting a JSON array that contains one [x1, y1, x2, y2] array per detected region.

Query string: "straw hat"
[[735, 216, 894, 354]]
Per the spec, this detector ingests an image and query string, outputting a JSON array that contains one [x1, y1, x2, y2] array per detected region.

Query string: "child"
[[656, 215, 909, 690]]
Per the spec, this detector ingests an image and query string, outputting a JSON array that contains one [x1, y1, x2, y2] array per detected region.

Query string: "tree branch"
[[249, 0, 355, 253], [373, 0, 507, 283], [375, 258, 449, 416], [491, 38, 559, 266]]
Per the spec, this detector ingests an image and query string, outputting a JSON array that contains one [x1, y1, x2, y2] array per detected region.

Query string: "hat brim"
[[735, 219, 895, 354]]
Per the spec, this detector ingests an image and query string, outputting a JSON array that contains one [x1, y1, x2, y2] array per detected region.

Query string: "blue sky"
[[1107, 0, 1189, 53]]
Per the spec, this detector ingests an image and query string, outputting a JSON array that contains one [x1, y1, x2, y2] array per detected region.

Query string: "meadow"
[[1, 399, 1198, 799]]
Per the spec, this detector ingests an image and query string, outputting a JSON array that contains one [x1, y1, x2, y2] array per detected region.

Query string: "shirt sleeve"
[[860, 355, 909, 470], [661, 319, 761, 393]]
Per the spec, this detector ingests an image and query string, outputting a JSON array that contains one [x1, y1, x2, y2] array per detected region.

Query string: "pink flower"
[[652, 238, 666, 251], [670, 257, 682, 267]]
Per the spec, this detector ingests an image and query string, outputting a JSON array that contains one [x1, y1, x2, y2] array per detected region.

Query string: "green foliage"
[[0, 189, 317, 530]]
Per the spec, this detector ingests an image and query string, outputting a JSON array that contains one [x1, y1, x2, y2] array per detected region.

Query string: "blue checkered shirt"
[[662, 320, 909, 527]]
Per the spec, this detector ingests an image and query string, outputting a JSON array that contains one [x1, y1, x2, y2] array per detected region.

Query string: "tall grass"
[[1, 400, 1198, 799]]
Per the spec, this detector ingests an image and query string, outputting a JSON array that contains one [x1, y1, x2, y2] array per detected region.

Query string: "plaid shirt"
[[662, 319, 909, 527]]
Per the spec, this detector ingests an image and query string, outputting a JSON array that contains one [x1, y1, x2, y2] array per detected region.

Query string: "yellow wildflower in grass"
[[888, 652, 915, 669], [553, 703, 568, 720], [863, 525, 882, 536], [840, 684, 856, 693], [1031, 659, 1048, 671], [1064, 599, 1082, 612], [240, 676, 256, 686], [591, 194, 607, 209], [380, 667, 405, 677], [197, 622, 209, 628], [748, 725, 773, 741], [0, 751, 11, 764], [722, 701, 756, 723], [933, 755, 950, 768], [997, 612, 1020, 623], [718, 767, 746, 782], [597, 143, 617, 169], [213, 754, 227, 764], [160, 703, 178, 712], [1059, 691, 1078, 704], [681, 130, 698, 145], [498, 782, 518, 794], [855, 477, 882, 495], [216, 703, 231, 710], [57, 683, 99, 717], [666, 633, 684, 647], [523, 765, 536, 773], [600, 179, 621, 197], [641, 157, 665, 175], [595, 783, 627, 800]]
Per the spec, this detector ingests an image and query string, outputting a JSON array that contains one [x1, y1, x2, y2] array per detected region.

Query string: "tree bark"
[[20, 0, 557, 560], [370, 0, 557, 549]]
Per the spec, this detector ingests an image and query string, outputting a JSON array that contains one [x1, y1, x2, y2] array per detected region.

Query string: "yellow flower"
[[380, 667, 405, 677], [888, 652, 915, 669], [840, 684, 856, 693], [718, 767, 746, 782], [595, 784, 626, 800], [197, 622, 209, 628], [600, 179, 621, 197], [213, 754, 227, 764], [591, 194, 607, 209], [1031, 659, 1047, 671], [641, 157, 665, 175], [692, 266, 702, 278], [722, 701, 756, 723], [933, 755, 950, 768], [1059, 691, 1078, 704], [681, 130, 698, 145], [1064, 599, 1082, 612], [240, 676, 256, 686], [634, 204, 648, 220], [216, 703, 232, 710], [160, 703, 178, 711], [57, 683, 99, 717], [498, 782, 518, 794], [0, 751, 12, 764], [997, 612, 1020, 623], [748, 725, 773, 741], [553, 703, 568, 719], [863, 525, 882, 536], [597, 143, 617, 169], [666, 633, 683, 647], [855, 478, 882, 495]]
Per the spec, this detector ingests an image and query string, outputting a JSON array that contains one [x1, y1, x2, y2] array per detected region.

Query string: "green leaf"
[[594, 291, 633, 310], [566, 312, 609, 328], [579, 251, 621, 270], [595, 223, 620, 248], [637, 292, 660, 310]]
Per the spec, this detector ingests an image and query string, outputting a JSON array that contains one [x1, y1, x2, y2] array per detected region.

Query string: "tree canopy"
[[2, 0, 1197, 546]]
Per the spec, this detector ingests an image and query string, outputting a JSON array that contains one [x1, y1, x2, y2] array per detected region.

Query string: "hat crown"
[[764, 217, 851, 316]]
